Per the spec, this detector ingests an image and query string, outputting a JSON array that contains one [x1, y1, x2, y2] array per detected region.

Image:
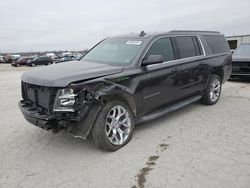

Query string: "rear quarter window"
[[203, 35, 230, 54]]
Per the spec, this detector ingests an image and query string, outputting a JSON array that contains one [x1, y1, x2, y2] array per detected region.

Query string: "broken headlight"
[[53, 88, 77, 112]]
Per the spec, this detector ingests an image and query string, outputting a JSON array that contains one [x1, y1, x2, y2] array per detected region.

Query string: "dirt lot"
[[0, 64, 250, 188]]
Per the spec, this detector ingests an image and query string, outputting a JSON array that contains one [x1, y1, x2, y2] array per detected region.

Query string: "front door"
[[141, 37, 181, 114]]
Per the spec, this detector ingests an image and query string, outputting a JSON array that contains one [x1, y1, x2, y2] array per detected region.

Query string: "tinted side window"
[[145, 38, 174, 62], [175, 36, 199, 59], [204, 35, 230, 54]]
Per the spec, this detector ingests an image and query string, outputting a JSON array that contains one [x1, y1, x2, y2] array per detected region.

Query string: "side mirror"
[[142, 55, 164, 66]]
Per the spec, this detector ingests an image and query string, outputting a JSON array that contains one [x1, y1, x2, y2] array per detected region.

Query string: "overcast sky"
[[0, 0, 250, 52]]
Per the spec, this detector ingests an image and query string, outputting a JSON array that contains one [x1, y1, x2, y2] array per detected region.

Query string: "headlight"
[[53, 88, 77, 112]]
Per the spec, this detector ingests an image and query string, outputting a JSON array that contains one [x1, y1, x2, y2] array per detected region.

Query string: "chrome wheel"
[[105, 105, 131, 145], [209, 78, 221, 102]]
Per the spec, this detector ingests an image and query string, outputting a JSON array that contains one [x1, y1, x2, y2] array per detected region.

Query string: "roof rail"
[[169, 30, 220, 34]]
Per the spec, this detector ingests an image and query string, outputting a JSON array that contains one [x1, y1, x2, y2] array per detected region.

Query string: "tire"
[[16, 63, 20, 67], [31, 63, 36, 67], [201, 74, 222, 105], [91, 100, 135, 151]]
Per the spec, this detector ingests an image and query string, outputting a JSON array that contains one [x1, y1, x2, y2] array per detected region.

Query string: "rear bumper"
[[19, 100, 56, 130]]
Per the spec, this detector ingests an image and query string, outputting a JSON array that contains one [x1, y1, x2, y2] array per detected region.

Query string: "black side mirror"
[[142, 55, 164, 66]]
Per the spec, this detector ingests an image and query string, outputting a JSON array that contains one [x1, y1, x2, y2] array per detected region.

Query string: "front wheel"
[[201, 74, 222, 105], [91, 101, 135, 151]]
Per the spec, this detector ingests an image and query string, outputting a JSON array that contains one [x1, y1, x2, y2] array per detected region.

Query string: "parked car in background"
[[75, 53, 84, 60], [11, 54, 21, 60], [231, 43, 250, 78], [27, 56, 53, 67], [45, 53, 59, 62], [0, 55, 4, 63], [2, 55, 21, 64], [11, 57, 34, 67], [58, 55, 77, 63], [19, 30, 231, 151], [4, 56, 12, 64], [52, 56, 60, 63]]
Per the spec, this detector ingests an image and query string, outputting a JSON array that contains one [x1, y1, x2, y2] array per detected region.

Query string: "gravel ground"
[[0, 64, 250, 188]]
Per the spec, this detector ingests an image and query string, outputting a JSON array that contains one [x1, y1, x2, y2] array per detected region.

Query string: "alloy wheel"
[[105, 105, 131, 145], [209, 78, 221, 102]]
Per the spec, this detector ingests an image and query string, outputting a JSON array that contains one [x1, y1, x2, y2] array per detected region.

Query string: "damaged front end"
[[19, 81, 103, 139]]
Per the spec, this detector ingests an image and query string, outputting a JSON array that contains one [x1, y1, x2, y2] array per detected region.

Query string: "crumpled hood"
[[21, 61, 123, 87], [232, 55, 250, 62]]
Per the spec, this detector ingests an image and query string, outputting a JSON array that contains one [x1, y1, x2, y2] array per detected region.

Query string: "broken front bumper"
[[19, 100, 102, 139], [19, 100, 56, 130]]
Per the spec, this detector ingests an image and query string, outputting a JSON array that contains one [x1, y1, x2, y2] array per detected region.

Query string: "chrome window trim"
[[197, 35, 206, 56], [146, 52, 230, 68]]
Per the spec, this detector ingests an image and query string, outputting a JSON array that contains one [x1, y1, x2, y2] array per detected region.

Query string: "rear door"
[[141, 37, 181, 114], [173, 36, 209, 98]]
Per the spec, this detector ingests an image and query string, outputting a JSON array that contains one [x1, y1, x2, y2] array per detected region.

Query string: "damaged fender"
[[68, 78, 138, 139]]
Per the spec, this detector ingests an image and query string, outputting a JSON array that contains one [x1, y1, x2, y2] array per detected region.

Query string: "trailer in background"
[[227, 34, 250, 50]]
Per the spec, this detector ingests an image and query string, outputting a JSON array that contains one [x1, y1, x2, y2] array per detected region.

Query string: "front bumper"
[[232, 62, 250, 76], [19, 100, 56, 130], [19, 99, 102, 139]]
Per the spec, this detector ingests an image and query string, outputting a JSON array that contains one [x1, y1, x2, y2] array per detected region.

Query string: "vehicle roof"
[[111, 30, 223, 39]]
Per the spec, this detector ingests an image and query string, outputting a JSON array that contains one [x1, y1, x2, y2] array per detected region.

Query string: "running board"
[[137, 95, 202, 124]]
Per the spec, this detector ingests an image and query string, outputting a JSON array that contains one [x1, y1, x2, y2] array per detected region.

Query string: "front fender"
[[68, 104, 102, 139]]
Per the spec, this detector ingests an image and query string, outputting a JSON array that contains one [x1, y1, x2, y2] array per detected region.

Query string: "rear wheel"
[[201, 74, 222, 105], [31, 63, 36, 67], [91, 101, 135, 151], [16, 63, 20, 67]]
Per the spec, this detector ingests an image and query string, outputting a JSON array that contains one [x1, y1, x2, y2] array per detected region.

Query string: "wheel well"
[[100, 94, 136, 116], [212, 68, 224, 82]]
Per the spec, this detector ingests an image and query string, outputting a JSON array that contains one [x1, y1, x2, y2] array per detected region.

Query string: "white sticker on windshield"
[[126, 41, 142, 45]]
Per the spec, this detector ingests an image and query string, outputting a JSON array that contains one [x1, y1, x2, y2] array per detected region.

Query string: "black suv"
[[231, 43, 250, 77], [27, 56, 53, 67], [19, 31, 232, 151], [11, 57, 34, 67]]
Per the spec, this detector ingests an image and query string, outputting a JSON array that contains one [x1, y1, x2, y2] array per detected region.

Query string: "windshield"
[[82, 38, 144, 66], [234, 44, 250, 55]]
